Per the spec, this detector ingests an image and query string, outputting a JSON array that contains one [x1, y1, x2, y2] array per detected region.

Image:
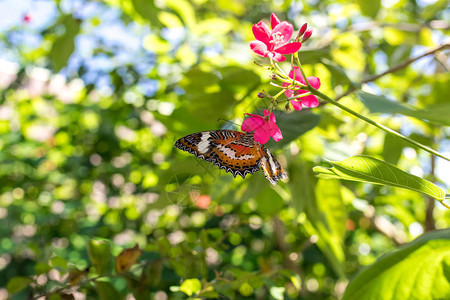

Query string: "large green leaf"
[[49, 15, 80, 72], [265, 109, 321, 150], [357, 0, 381, 18], [87, 240, 112, 276], [96, 280, 122, 300], [131, 0, 161, 27], [358, 92, 450, 126], [320, 58, 354, 86], [7, 276, 32, 294], [343, 229, 450, 300], [289, 162, 346, 277], [313, 155, 446, 200], [255, 186, 284, 216]]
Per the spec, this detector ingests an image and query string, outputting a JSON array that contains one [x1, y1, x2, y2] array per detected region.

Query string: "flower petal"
[[252, 22, 271, 45], [284, 89, 294, 97], [274, 42, 302, 54], [268, 111, 276, 124], [254, 128, 271, 144], [270, 123, 283, 141], [283, 82, 294, 97], [271, 52, 286, 62], [288, 66, 306, 84], [241, 114, 264, 132], [290, 99, 303, 111], [272, 21, 293, 44], [299, 95, 319, 108], [250, 40, 269, 57], [306, 76, 321, 89], [270, 13, 280, 29]]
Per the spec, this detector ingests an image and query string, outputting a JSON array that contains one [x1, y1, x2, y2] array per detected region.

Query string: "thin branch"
[[331, 43, 450, 102]]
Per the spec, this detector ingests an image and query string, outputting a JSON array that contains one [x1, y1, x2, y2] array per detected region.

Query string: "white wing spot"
[[197, 133, 211, 154]]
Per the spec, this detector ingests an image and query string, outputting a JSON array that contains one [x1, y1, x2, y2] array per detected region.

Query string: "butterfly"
[[174, 130, 287, 185]]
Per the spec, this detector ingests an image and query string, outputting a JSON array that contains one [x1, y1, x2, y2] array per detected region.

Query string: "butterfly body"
[[174, 130, 287, 185]]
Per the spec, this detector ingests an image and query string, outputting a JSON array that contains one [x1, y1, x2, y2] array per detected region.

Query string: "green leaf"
[[7, 276, 32, 294], [166, 0, 196, 27], [382, 132, 408, 165], [180, 278, 202, 296], [255, 186, 284, 216], [87, 239, 111, 275], [142, 260, 163, 286], [266, 109, 321, 150], [357, 0, 381, 18], [316, 179, 347, 243], [320, 58, 354, 86], [131, 0, 161, 27], [49, 15, 80, 72], [50, 256, 68, 270], [313, 155, 445, 200], [34, 262, 52, 275], [289, 161, 345, 277], [299, 46, 332, 64], [343, 229, 450, 300], [358, 92, 450, 126], [96, 280, 122, 300], [218, 66, 261, 96]]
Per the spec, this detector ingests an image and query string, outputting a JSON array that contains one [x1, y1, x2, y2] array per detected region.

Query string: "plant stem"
[[307, 87, 450, 162]]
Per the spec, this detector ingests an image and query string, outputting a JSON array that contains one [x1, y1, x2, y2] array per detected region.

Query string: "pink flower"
[[283, 66, 321, 111], [241, 110, 282, 144], [250, 13, 302, 62]]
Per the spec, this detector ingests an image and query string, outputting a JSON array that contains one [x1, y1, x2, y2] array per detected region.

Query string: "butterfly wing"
[[174, 130, 261, 178], [257, 144, 288, 185]]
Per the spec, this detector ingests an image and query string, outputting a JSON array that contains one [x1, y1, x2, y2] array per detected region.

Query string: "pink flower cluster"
[[243, 14, 320, 144], [284, 66, 321, 110], [250, 14, 302, 62]]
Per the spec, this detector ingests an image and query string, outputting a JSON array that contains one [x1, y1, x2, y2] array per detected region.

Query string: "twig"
[[331, 43, 450, 103]]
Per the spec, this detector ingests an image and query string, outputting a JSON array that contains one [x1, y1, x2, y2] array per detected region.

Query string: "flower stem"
[[308, 87, 450, 162]]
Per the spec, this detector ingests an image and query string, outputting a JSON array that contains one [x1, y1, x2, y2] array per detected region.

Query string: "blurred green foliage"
[[0, 0, 449, 299]]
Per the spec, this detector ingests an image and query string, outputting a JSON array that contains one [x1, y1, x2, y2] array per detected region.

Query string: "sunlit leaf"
[[343, 229, 450, 300], [166, 0, 196, 27], [180, 278, 202, 296], [313, 155, 446, 200]]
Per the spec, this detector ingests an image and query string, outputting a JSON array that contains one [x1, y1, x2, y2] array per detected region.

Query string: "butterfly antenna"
[[217, 118, 240, 128]]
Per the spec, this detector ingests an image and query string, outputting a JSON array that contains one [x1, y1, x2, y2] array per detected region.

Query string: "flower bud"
[[299, 23, 307, 36], [295, 23, 307, 41], [302, 29, 313, 43], [257, 92, 266, 98]]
